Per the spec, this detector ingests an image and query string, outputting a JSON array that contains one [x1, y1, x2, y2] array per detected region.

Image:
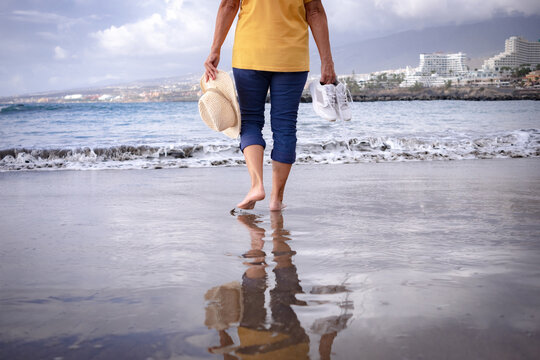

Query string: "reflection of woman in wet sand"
[[205, 212, 350, 359], [238, 213, 310, 358]]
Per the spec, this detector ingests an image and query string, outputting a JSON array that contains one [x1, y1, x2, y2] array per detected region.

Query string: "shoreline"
[[1, 154, 539, 173], [2, 88, 539, 105], [301, 87, 540, 102]]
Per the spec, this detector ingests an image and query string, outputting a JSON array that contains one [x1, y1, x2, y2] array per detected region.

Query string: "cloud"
[[91, 0, 213, 57], [10, 9, 102, 32], [11, 10, 70, 24], [10, 9, 81, 31], [54, 46, 68, 60], [324, 0, 540, 35], [372, 0, 540, 21]]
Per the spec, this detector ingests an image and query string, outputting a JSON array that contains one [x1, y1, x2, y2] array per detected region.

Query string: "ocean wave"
[[0, 103, 66, 114], [0, 144, 242, 171], [1, 129, 538, 171]]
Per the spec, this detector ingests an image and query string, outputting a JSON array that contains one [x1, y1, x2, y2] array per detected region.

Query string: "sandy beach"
[[1, 159, 540, 359]]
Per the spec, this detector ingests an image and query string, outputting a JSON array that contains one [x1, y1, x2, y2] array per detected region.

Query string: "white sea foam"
[[1, 129, 538, 171]]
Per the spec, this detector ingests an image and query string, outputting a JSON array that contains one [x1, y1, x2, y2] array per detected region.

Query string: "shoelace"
[[324, 86, 337, 107], [336, 87, 352, 108]]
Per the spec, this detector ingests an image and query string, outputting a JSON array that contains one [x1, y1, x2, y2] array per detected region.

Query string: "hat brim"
[[200, 71, 241, 139]]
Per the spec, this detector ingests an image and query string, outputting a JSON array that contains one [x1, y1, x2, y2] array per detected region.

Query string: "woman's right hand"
[[204, 50, 221, 82], [320, 60, 337, 85]]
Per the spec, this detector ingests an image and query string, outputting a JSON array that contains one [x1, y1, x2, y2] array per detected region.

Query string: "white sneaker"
[[335, 82, 352, 121], [309, 80, 338, 122]]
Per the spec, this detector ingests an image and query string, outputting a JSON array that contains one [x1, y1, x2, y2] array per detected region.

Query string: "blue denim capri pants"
[[232, 68, 309, 164]]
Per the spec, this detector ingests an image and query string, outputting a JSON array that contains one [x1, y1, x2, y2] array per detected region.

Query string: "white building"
[[400, 74, 439, 87], [483, 36, 540, 71], [64, 94, 83, 100], [417, 52, 468, 76], [400, 52, 467, 87], [98, 94, 113, 101]]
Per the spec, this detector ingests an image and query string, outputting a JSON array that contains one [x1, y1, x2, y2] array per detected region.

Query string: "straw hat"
[[204, 281, 243, 330], [199, 70, 241, 139]]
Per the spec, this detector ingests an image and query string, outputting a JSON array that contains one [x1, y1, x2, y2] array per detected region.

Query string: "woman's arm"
[[204, 0, 241, 82], [305, 0, 336, 84]]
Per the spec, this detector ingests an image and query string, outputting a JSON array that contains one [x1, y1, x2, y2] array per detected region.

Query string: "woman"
[[204, 0, 336, 211]]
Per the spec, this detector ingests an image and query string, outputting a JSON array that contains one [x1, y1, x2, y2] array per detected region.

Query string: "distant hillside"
[[313, 15, 540, 74]]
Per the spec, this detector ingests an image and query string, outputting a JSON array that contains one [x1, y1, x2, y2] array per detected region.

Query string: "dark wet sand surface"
[[1, 159, 540, 359]]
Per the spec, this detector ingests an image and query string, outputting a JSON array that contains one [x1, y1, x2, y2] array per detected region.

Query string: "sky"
[[1, 0, 540, 96]]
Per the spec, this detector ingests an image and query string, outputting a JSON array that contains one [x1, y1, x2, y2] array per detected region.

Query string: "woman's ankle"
[[251, 183, 265, 193]]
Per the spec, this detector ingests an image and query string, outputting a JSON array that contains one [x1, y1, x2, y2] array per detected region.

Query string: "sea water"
[[0, 100, 539, 171]]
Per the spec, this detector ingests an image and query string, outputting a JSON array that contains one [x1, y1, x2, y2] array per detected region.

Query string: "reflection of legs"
[[237, 214, 266, 278], [233, 68, 271, 210], [208, 330, 238, 360], [269, 212, 309, 347], [319, 332, 337, 360], [234, 213, 309, 358], [271, 211, 295, 269], [269, 71, 308, 211], [236, 214, 268, 331], [311, 295, 353, 359]]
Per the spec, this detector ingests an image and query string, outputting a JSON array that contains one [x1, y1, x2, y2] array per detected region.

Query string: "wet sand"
[[1, 159, 540, 359]]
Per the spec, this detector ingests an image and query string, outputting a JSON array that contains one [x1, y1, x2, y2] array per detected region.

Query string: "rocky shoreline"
[[300, 87, 540, 102], [3, 86, 539, 105]]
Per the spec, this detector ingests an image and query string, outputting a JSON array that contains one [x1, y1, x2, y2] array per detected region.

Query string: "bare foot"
[[237, 186, 265, 210], [269, 199, 287, 211]]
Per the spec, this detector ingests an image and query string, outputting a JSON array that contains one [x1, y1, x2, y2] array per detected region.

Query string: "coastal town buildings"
[[396, 36, 540, 88], [336, 68, 409, 89], [525, 70, 540, 88], [482, 36, 540, 71]]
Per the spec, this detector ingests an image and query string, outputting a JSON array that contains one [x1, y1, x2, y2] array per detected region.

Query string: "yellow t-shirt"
[[232, 0, 313, 72]]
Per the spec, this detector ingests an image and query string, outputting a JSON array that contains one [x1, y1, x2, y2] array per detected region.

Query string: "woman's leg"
[[269, 71, 309, 211], [239, 144, 265, 209], [270, 161, 292, 211], [233, 68, 271, 209]]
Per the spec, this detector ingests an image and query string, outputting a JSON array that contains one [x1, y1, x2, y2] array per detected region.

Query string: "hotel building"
[[483, 36, 540, 71], [400, 52, 468, 87], [417, 52, 468, 76]]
